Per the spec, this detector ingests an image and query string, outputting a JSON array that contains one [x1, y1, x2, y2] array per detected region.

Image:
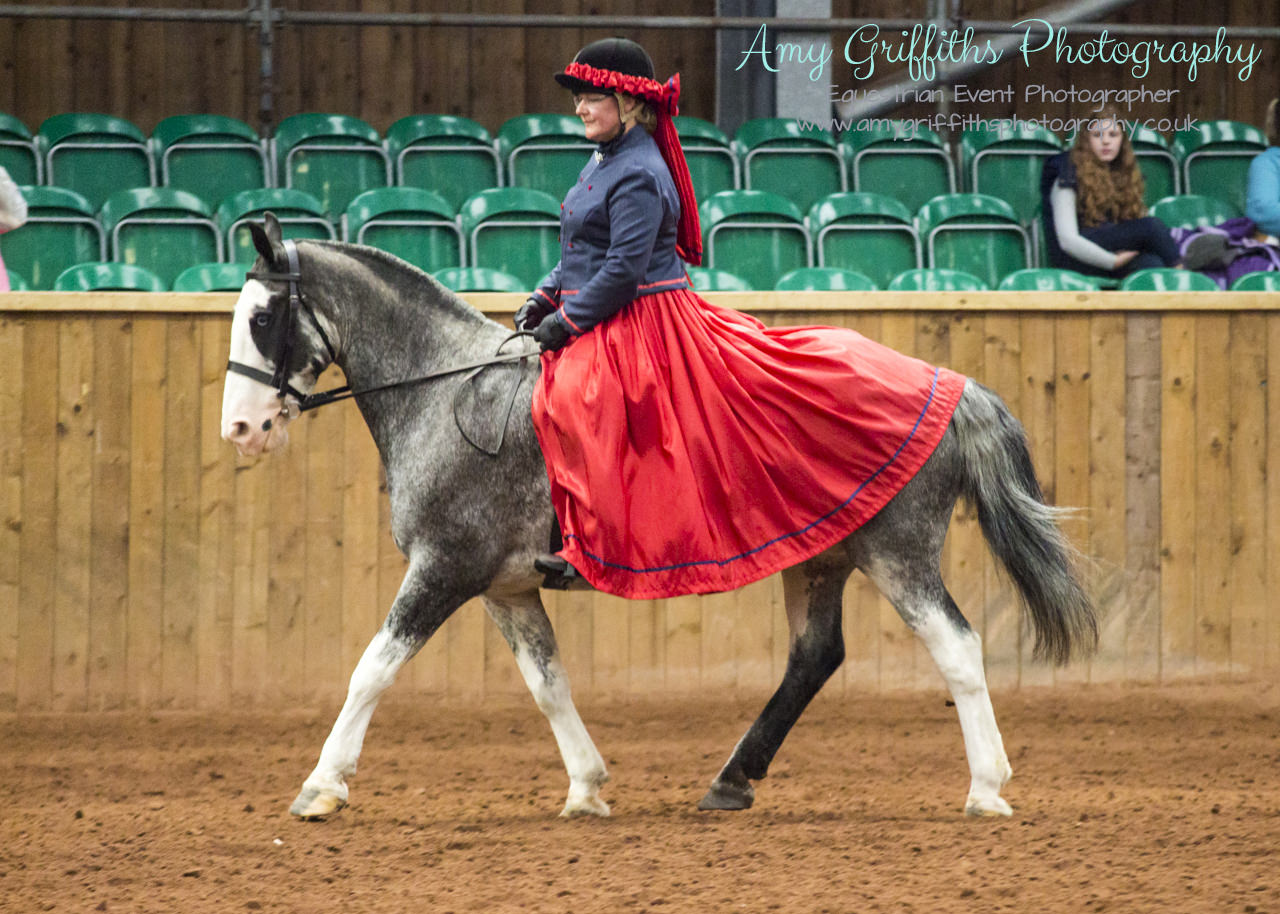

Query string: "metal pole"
[[254, 0, 276, 136]]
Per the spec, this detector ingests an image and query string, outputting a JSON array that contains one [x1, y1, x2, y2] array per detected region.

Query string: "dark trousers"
[[1054, 216, 1181, 278]]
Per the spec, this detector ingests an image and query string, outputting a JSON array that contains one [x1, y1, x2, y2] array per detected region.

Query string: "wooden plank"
[[1227, 314, 1267, 675], [980, 314, 1023, 688], [1088, 313, 1128, 681], [469, 0, 525, 133], [340, 408, 383, 681], [1123, 314, 1162, 681], [627, 598, 665, 696], [0, 318, 24, 710], [839, 313, 883, 692], [127, 316, 167, 707], [51, 318, 92, 711], [357, 0, 415, 131], [303, 396, 346, 703], [1193, 315, 1232, 675], [18, 319, 58, 710], [266, 412, 309, 699], [88, 318, 133, 709], [662, 593, 702, 692], [1053, 314, 1091, 686], [196, 319, 235, 708], [161, 319, 202, 708], [1269, 315, 1280, 676], [1018, 315, 1056, 687], [1160, 315, 1197, 680], [701, 589, 740, 693], [875, 313, 920, 691], [732, 577, 775, 695], [591, 593, 631, 699]]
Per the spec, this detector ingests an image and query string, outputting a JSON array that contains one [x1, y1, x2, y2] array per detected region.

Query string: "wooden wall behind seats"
[[0, 0, 720, 136], [1, 2, 1276, 136], [2, 291, 1280, 712]]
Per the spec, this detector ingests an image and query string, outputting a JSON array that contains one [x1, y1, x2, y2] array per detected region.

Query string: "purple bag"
[[1171, 217, 1280, 289]]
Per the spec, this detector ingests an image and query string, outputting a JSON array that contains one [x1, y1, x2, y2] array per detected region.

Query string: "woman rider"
[[517, 38, 967, 598]]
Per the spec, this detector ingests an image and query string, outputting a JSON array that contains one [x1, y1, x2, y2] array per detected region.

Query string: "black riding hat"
[[554, 38, 655, 93]]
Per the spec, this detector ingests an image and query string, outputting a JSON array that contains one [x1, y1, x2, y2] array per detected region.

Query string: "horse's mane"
[[304, 239, 493, 328]]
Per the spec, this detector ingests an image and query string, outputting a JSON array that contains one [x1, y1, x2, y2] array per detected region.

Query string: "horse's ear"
[[249, 213, 286, 266]]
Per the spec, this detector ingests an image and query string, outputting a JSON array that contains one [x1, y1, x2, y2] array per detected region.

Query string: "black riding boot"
[[534, 554, 580, 590]]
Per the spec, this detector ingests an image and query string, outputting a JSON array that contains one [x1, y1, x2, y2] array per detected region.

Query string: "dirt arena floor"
[[3, 681, 1278, 914]]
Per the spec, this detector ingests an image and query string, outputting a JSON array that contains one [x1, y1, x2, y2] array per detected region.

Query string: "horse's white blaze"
[[912, 612, 1013, 816], [221, 280, 294, 455]]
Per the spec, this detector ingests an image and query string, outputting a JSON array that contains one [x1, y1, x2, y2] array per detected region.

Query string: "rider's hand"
[[514, 296, 551, 331], [533, 313, 572, 352]]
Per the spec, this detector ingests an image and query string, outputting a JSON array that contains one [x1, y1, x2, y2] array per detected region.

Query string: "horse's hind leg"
[[699, 554, 851, 811], [484, 593, 610, 817], [859, 553, 1013, 817]]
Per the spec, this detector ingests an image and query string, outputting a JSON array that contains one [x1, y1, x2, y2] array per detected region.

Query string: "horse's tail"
[[950, 379, 1098, 665]]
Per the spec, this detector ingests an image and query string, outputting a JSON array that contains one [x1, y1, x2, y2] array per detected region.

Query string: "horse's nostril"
[[230, 420, 250, 440]]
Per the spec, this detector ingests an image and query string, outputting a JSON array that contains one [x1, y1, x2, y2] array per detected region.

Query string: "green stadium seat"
[[385, 114, 501, 214], [151, 114, 269, 208], [733, 118, 844, 216], [674, 116, 738, 202], [961, 122, 1064, 224], [38, 113, 154, 211], [217, 187, 336, 264], [808, 191, 920, 291], [0, 186, 105, 290], [1130, 125, 1179, 205], [1174, 120, 1268, 214], [1229, 271, 1280, 292], [434, 266, 526, 293], [840, 120, 954, 215], [775, 266, 877, 291], [457, 187, 560, 289], [172, 261, 250, 292], [54, 261, 166, 292], [496, 114, 592, 200], [1120, 268, 1220, 292], [273, 113, 391, 220], [888, 268, 989, 291], [6, 269, 29, 291], [100, 187, 222, 288], [997, 267, 1102, 291], [700, 189, 810, 292], [686, 266, 753, 291], [344, 186, 463, 274], [0, 112, 41, 185], [916, 193, 1030, 288], [1149, 194, 1241, 229]]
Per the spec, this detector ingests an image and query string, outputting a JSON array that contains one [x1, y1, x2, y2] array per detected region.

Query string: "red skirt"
[[531, 288, 966, 599]]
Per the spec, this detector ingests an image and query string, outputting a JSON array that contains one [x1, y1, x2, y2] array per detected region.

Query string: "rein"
[[225, 240, 541, 457]]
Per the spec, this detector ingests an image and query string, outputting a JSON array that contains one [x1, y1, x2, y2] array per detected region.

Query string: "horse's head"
[[221, 214, 338, 456]]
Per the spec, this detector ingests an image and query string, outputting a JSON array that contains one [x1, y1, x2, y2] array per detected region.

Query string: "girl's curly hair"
[[1070, 117, 1146, 228]]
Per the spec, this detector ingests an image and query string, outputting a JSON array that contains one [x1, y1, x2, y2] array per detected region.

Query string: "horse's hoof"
[[698, 780, 755, 811], [560, 795, 611, 818], [964, 795, 1013, 817], [289, 787, 347, 820]]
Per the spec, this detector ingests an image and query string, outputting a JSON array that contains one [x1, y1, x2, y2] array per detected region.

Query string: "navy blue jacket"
[[534, 125, 689, 336]]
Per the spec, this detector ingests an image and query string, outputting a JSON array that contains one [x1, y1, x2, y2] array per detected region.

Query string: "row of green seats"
[[4, 112, 1263, 236], [16, 262, 1274, 294]]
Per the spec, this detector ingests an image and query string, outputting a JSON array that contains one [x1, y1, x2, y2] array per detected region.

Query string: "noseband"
[[224, 239, 540, 455]]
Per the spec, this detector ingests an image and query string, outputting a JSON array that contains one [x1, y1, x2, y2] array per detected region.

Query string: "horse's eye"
[[253, 312, 271, 328]]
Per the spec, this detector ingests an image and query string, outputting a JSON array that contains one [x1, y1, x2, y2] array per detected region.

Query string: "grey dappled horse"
[[221, 216, 1097, 821]]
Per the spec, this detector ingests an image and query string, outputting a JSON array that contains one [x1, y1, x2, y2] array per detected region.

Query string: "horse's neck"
[[320, 250, 506, 448]]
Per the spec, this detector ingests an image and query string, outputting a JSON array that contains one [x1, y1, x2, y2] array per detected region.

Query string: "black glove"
[[514, 296, 552, 331], [533, 312, 573, 352]]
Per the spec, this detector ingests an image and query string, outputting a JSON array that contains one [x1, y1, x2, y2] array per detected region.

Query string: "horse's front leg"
[[290, 560, 456, 819], [483, 593, 610, 817]]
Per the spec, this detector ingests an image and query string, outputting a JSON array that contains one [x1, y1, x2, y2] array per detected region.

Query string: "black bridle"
[[225, 239, 540, 455]]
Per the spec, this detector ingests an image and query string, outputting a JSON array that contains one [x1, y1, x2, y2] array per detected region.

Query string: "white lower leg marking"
[[913, 611, 1013, 816], [302, 628, 411, 799]]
